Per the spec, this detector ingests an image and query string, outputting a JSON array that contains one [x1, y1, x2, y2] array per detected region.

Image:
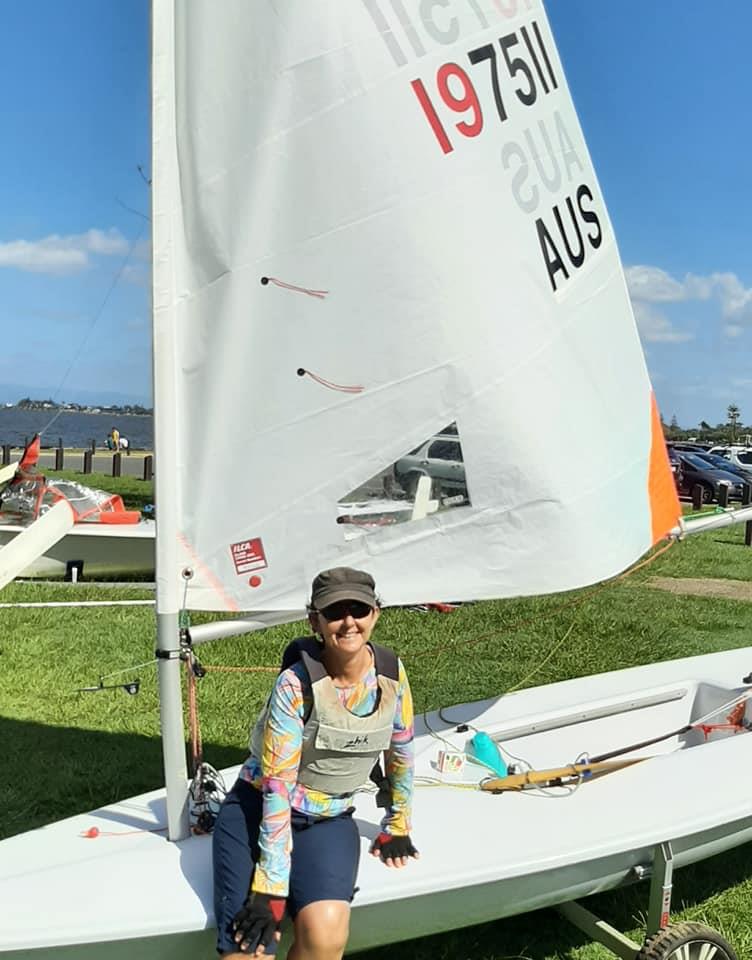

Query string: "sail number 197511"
[[412, 22, 557, 154]]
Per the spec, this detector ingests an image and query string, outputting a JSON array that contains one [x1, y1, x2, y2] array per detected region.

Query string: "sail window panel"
[[336, 421, 470, 539]]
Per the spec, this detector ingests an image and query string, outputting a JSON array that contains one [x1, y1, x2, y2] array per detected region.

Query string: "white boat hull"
[[0, 520, 155, 578], [2, 648, 751, 957]]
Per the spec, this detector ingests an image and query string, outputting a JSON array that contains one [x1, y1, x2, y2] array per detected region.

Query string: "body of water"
[[0, 409, 153, 450]]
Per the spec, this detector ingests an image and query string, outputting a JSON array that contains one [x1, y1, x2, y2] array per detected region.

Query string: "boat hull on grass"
[[0, 520, 155, 579], [2, 648, 751, 958]]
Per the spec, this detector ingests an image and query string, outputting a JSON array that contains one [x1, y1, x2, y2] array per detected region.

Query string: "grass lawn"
[[2, 503, 752, 958]]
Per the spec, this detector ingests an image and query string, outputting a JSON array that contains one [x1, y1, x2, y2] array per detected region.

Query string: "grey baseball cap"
[[310, 567, 377, 609]]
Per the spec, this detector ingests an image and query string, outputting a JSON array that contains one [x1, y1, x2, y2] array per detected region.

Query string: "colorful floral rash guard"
[[239, 653, 414, 896]]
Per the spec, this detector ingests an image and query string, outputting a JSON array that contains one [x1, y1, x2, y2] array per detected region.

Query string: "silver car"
[[708, 445, 752, 471], [393, 434, 466, 498]]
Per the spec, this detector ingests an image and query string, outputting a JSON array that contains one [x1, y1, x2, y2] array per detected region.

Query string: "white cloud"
[[0, 241, 88, 274], [683, 274, 714, 300], [83, 228, 128, 256], [711, 272, 752, 323], [632, 301, 693, 343], [626, 264, 752, 340], [0, 228, 129, 274], [625, 266, 689, 302]]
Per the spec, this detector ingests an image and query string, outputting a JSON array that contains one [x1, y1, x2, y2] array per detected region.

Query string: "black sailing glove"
[[370, 831, 419, 863], [232, 892, 286, 954]]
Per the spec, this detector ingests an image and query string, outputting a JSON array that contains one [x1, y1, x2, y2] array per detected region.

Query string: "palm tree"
[[727, 404, 741, 442]]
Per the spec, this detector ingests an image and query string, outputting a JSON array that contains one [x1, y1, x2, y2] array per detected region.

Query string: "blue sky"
[[1, 2, 750, 428], [0, 2, 150, 407]]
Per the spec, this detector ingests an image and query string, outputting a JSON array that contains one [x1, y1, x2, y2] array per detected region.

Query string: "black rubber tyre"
[[701, 484, 714, 504], [637, 922, 737, 960]]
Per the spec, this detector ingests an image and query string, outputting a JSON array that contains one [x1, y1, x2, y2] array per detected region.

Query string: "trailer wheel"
[[637, 922, 737, 960]]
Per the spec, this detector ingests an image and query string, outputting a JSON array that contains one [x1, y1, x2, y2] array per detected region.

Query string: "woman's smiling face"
[[311, 599, 380, 656]]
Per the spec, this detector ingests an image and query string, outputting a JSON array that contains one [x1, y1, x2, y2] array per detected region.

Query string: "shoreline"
[[3, 408, 152, 416]]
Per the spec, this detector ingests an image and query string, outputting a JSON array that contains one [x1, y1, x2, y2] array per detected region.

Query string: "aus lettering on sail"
[[503, 108, 603, 293]]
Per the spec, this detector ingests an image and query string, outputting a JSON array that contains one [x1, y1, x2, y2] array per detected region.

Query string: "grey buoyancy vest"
[[250, 640, 400, 797]]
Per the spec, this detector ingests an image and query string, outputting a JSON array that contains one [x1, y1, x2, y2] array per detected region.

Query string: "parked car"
[[394, 434, 467, 498], [694, 452, 752, 487], [676, 453, 745, 503], [708, 445, 752, 471], [666, 448, 683, 488], [667, 441, 713, 453]]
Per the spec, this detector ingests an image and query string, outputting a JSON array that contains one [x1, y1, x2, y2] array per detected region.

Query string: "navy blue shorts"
[[213, 778, 360, 955]]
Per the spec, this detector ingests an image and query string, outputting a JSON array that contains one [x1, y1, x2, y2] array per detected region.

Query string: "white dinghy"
[[0, 436, 155, 580], [1, 2, 750, 959], [2, 648, 752, 959], [0, 518, 155, 579]]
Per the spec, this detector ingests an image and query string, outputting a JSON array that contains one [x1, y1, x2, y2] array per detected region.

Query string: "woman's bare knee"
[[292, 900, 350, 957]]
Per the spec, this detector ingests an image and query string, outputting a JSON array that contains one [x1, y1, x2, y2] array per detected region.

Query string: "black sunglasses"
[[318, 600, 373, 622]]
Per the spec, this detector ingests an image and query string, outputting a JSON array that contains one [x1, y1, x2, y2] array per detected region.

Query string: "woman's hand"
[[370, 832, 420, 869], [232, 892, 286, 954]]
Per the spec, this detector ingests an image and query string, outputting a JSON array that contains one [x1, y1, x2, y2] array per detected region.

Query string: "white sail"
[[152, 0, 679, 614]]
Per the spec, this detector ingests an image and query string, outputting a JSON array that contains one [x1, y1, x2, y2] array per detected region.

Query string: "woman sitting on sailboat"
[[213, 566, 419, 958]]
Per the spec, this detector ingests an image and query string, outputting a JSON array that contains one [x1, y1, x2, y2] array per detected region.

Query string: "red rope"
[[264, 276, 328, 299], [203, 664, 278, 674], [185, 657, 203, 774], [698, 722, 747, 740], [297, 367, 363, 393]]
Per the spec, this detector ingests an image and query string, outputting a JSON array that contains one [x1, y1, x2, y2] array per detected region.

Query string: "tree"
[[699, 420, 712, 433], [664, 414, 681, 440], [727, 404, 741, 442]]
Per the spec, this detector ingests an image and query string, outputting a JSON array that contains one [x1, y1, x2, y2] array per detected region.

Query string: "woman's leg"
[[213, 780, 264, 957], [286, 901, 350, 960], [286, 812, 360, 960]]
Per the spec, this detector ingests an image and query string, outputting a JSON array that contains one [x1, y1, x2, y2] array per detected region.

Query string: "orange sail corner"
[[648, 393, 681, 543]]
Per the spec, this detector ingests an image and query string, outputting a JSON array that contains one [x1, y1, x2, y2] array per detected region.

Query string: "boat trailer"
[[558, 842, 737, 960]]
